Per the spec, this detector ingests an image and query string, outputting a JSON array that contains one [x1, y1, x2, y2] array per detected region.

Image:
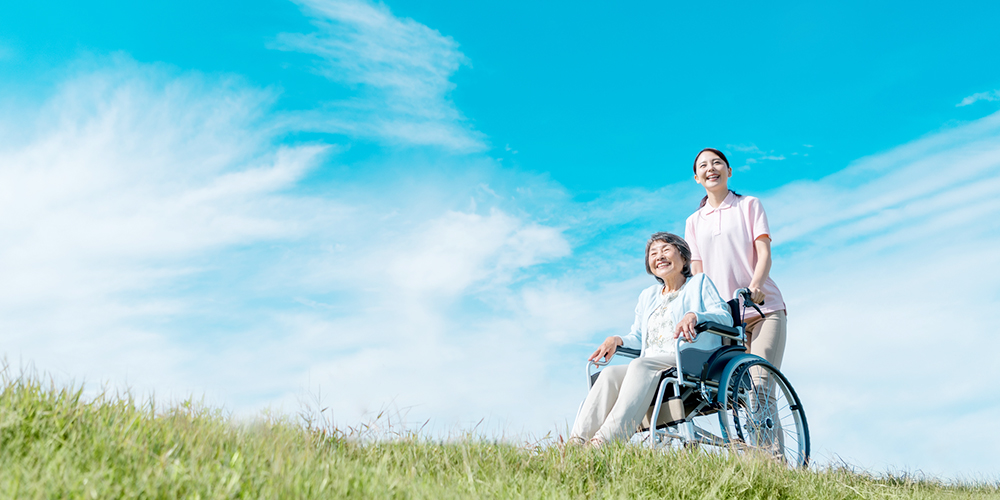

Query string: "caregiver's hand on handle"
[[737, 287, 766, 317], [673, 312, 699, 342], [589, 336, 623, 364]]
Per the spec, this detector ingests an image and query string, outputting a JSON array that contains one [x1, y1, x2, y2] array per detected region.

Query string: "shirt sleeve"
[[691, 275, 732, 327], [747, 197, 772, 242], [684, 214, 702, 262]]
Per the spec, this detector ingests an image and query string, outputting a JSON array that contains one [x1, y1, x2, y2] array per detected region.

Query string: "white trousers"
[[570, 354, 676, 443]]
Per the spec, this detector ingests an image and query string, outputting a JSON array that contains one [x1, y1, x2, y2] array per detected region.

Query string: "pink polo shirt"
[[684, 192, 785, 319]]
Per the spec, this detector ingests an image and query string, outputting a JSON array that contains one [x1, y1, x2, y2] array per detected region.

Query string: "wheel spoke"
[[717, 360, 809, 468]]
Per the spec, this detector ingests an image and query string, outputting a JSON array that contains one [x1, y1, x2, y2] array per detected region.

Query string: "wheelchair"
[[584, 289, 810, 467]]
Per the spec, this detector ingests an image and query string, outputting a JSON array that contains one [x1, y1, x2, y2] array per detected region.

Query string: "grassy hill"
[[1, 369, 997, 499]]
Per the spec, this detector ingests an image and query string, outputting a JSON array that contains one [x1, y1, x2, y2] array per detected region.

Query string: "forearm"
[[749, 238, 772, 289], [749, 257, 770, 288]]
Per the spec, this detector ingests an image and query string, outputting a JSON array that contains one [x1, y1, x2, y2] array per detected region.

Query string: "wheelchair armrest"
[[586, 346, 641, 389], [695, 321, 741, 340], [615, 347, 641, 359]]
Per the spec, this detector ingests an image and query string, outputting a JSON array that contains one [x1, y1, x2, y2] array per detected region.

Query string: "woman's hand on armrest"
[[589, 336, 623, 363], [674, 312, 699, 342]]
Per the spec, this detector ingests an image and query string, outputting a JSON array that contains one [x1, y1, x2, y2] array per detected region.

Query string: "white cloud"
[[382, 210, 569, 296], [273, 0, 485, 151], [957, 89, 1000, 107]]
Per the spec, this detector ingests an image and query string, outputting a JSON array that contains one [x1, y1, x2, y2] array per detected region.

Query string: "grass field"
[[2, 366, 997, 499]]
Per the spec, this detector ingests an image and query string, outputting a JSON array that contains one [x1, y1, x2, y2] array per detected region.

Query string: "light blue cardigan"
[[617, 273, 733, 355]]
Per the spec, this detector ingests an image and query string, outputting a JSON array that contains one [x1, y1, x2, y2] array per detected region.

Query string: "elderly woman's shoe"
[[566, 436, 587, 448]]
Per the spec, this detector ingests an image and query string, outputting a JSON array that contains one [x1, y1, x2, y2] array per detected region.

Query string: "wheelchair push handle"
[[736, 287, 765, 318]]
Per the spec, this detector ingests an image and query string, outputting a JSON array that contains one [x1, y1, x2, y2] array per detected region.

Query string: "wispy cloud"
[[957, 89, 1000, 107], [725, 143, 787, 171], [273, 0, 485, 151], [727, 144, 763, 153]]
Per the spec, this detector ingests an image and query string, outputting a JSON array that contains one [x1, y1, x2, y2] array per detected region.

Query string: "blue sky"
[[2, 0, 1000, 481]]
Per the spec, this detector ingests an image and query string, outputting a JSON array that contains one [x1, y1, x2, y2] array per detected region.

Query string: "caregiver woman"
[[569, 232, 731, 446], [684, 147, 786, 369]]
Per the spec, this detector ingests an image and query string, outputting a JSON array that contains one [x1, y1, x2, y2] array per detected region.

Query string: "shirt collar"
[[699, 191, 737, 216]]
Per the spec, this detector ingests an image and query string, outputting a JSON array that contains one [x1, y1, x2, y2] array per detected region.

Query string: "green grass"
[[1, 367, 997, 499]]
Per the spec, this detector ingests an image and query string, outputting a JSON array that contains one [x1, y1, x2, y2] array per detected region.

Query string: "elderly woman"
[[569, 232, 732, 445]]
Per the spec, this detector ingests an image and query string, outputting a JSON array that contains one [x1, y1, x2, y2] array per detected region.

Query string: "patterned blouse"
[[643, 289, 681, 357]]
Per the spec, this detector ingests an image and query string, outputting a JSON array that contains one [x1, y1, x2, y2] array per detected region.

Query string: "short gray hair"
[[644, 232, 693, 284]]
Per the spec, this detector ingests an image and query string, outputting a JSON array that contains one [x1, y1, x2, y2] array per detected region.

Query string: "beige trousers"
[[570, 355, 675, 443], [743, 310, 787, 451], [743, 310, 786, 368]]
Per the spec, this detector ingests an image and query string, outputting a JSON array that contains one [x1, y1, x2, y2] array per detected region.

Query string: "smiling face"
[[694, 150, 732, 192], [647, 240, 685, 283]]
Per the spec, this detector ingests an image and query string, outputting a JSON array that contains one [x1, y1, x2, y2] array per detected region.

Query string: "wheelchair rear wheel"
[[717, 358, 810, 467]]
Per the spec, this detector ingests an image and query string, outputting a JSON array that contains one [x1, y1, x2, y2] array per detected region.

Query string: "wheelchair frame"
[[584, 289, 810, 467]]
